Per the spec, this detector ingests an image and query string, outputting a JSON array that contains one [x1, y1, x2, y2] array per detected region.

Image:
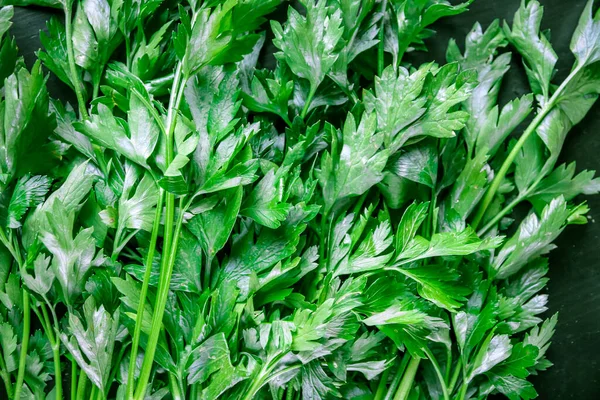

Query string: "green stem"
[[133, 53, 188, 399], [448, 358, 462, 395], [301, 85, 317, 119], [471, 63, 584, 229], [0, 350, 13, 399], [444, 347, 452, 385], [423, 348, 449, 400], [384, 355, 410, 400], [240, 359, 297, 400], [126, 189, 165, 400], [75, 368, 87, 400], [41, 304, 62, 400], [71, 359, 77, 400], [203, 252, 213, 291], [89, 385, 97, 400], [13, 291, 30, 400], [64, 3, 88, 120], [374, 365, 392, 400], [134, 198, 186, 400], [477, 194, 524, 236], [168, 372, 183, 400], [457, 380, 468, 400], [393, 357, 420, 400], [378, 0, 388, 75]]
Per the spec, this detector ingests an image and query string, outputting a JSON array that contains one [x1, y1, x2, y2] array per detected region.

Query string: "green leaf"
[[503, 0, 557, 98], [271, 0, 343, 91], [39, 17, 75, 90], [0, 321, 17, 372], [6, 175, 51, 228], [317, 112, 389, 213], [187, 333, 234, 385], [117, 166, 158, 233], [523, 313, 557, 371], [60, 296, 119, 394], [570, 0, 600, 68], [75, 103, 157, 169], [448, 20, 510, 154], [0, 5, 13, 41], [385, 0, 473, 67], [526, 162, 600, 210], [390, 141, 438, 189], [23, 161, 95, 247], [0, 62, 54, 183], [493, 197, 570, 279], [363, 65, 430, 147], [40, 200, 104, 304], [188, 186, 242, 259], [241, 169, 291, 229], [395, 202, 429, 253], [394, 227, 502, 265], [22, 254, 54, 297]]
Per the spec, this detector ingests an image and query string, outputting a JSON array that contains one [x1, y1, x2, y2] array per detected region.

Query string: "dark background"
[[7, 0, 600, 398]]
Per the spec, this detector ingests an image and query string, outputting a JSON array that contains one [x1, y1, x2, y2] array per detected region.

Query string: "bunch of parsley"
[[0, 0, 599, 399]]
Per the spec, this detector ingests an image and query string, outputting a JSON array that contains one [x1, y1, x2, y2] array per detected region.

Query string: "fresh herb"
[[0, 0, 599, 399]]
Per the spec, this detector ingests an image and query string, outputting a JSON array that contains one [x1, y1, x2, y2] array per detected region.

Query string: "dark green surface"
[[8, 1, 600, 398]]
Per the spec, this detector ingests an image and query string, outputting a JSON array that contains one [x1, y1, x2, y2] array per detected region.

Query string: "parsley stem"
[[0, 350, 13, 399], [423, 348, 449, 400], [471, 63, 584, 229], [134, 47, 188, 397], [76, 367, 87, 400], [393, 356, 420, 400], [384, 355, 410, 400], [477, 193, 524, 236], [301, 85, 317, 119], [71, 359, 77, 400], [134, 197, 186, 399], [13, 290, 30, 400], [378, 0, 388, 76], [126, 189, 164, 400], [374, 365, 392, 400], [447, 358, 462, 394], [41, 303, 63, 400], [64, 3, 88, 120]]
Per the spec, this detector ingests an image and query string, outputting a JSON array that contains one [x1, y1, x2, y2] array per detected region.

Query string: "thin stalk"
[[64, 3, 88, 119], [448, 358, 462, 395], [13, 291, 30, 400], [75, 369, 87, 400], [471, 64, 584, 229], [203, 252, 213, 291], [41, 304, 62, 400], [134, 197, 186, 400], [456, 380, 469, 400], [301, 85, 317, 119], [374, 365, 392, 400], [126, 189, 165, 399], [444, 347, 452, 385], [125, 33, 132, 70], [190, 383, 199, 399], [107, 345, 127, 396], [240, 359, 297, 400], [423, 348, 449, 400], [134, 53, 187, 398], [0, 350, 13, 399], [393, 357, 420, 400], [71, 359, 77, 400], [89, 385, 97, 400], [378, 0, 388, 75], [384, 355, 410, 400], [168, 372, 183, 400], [477, 194, 524, 236]]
